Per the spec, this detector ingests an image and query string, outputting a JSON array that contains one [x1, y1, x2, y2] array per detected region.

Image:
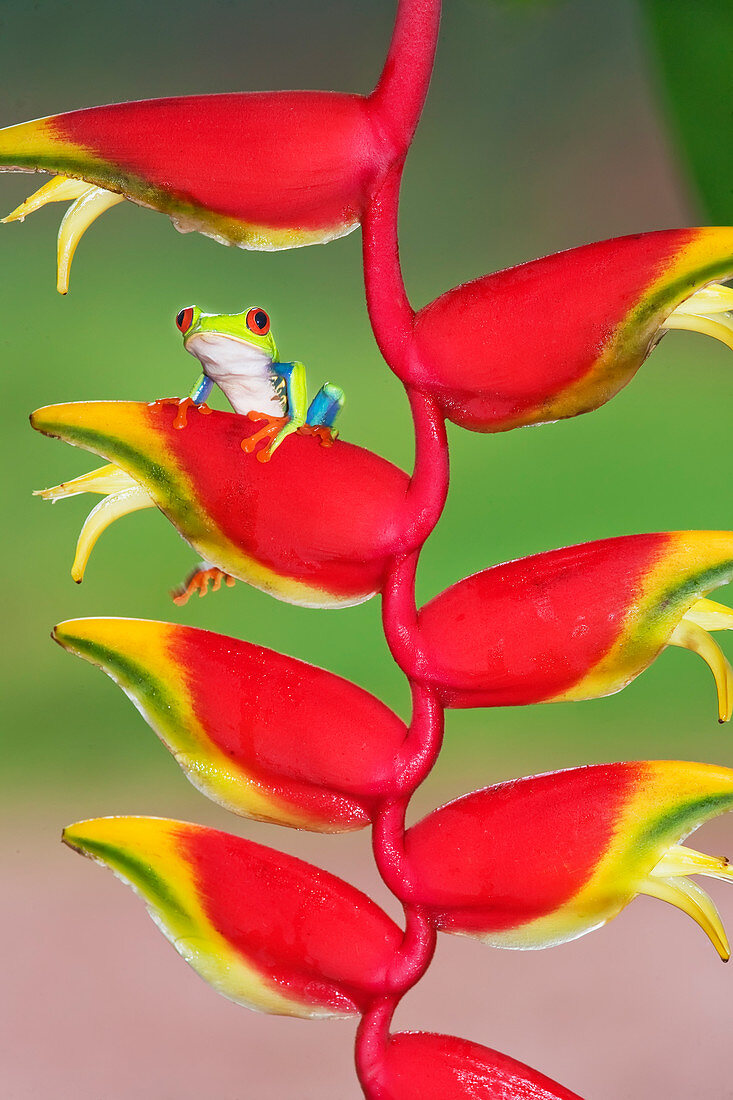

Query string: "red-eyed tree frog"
[[174, 304, 344, 460], [36, 304, 347, 606]]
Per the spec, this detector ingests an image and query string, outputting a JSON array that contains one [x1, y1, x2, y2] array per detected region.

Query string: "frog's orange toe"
[[299, 424, 337, 448], [172, 565, 236, 606], [149, 397, 212, 430], [241, 412, 289, 460]]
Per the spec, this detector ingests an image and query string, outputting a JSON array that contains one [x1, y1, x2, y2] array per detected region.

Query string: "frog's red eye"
[[246, 308, 270, 335], [176, 307, 194, 334]]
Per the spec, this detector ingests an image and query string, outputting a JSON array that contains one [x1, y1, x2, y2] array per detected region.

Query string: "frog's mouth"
[[34, 462, 155, 583]]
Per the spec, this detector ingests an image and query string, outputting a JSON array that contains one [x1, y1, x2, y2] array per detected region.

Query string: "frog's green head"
[[176, 305, 279, 365]]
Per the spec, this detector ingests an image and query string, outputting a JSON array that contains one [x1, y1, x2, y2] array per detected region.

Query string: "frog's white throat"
[[185, 332, 284, 417]]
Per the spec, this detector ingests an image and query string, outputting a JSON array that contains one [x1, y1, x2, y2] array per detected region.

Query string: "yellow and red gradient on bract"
[[63, 817, 403, 1019], [403, 761, 733, 956], [410, 531, 733, 716], [0, 94, 385, 250], [383, 1033, 581, 1100], [407, 228, 733, 431], [30, 400, 412, 608], [53, 617, 408, 832], [0, 2, 440, 285]]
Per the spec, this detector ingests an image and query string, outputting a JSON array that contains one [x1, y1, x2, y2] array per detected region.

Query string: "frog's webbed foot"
[[299, 423, 338, 447], [172, 564, 236, 606], [149, 397, 213, 430], [241, 411, 292, 462], [242, 409, 339, 462]]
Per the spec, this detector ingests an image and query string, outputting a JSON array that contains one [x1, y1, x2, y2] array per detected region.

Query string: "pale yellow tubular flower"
[[57, 187, 125, 293], [668, 617, 733, 722], [663, 282, 733, 352], [34, 462, 138, 502], [72, 486, 155, 583], [2, 174, 91, 223]]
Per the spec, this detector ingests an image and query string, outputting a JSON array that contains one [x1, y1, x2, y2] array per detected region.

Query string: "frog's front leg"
[[271, 360, 308, 453], [189, 373, 214, 406], [151, 374, 215, 429], [242, 361, 308, 462]]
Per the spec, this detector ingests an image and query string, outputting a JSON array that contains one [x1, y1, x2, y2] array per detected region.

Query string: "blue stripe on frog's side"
[[273, 361, 296, 416], [190, 357, 344, 430]]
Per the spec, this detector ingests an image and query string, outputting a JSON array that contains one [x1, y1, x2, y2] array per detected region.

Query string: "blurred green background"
[[2, 0, 731, 812]]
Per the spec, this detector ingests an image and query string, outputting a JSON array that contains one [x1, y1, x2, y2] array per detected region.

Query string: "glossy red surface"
[[415, 533, 667, 705], [149, 402, 413, 599], [403, 764, 638, 933], [182, 827, 403, 1014], [174, 625, 408, 819], [384, 1032, 582, 1099], [411, 229, 696, 429], [54, 92, 387, 230]]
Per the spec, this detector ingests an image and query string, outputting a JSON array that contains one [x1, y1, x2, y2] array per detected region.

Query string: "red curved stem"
[[382, 386, 448, 673], [356, 6, 446, 1096], [363, 161, 415, 379], [404, 386, 449, 545], [370, 0, 442, 155], [356, 403, 447, 1095], [394, 681, 444, 793], [381, 549, 423, 679], [355, 996, 398, 1099]]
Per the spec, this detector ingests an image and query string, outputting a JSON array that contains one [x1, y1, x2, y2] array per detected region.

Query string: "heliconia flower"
[[394, 531, 733, 720], [0, 0, 440, 292], [30, 400, 414, 608], [382, 1032, 581, 1100], [402, 761, 733, 959], [63, 816, 402, 1018], [53, 617, 408, 831], [364, 194, 733, 432]]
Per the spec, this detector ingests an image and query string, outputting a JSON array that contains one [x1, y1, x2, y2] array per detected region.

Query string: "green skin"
[[178, 305, 344, 456]]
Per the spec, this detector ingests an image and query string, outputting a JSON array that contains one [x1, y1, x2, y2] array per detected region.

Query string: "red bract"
[[402, 761, 733, 957], [365, 176, 733, 432], [31, 400, 416, 607], [411, 229, 733, 431], [54, 617, 408, 831], [386, 531, 733, 719], [64, 817, 403, 1018], [383, 1033, 581, 1100], [0, 1, 440, 291]]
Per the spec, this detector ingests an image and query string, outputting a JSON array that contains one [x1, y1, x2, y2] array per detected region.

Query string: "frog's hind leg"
[[302, 383, 344, 448], [172, 562, 236, 606], [307, 383, 344, 429]]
